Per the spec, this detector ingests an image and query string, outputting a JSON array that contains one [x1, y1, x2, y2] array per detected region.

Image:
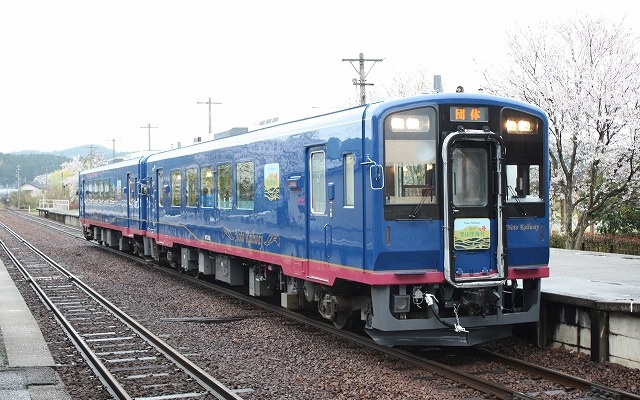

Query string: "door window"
[[170, 170, 182, 207], [452, 147, 488, 207], [310, 151, 326, 214]]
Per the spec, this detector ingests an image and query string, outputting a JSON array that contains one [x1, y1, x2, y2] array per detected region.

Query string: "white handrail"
[[37, 199, 70, 210]]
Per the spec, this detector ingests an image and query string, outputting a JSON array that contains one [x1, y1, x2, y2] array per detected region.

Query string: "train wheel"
[[133, 241, 143, 257], [333, 310, 352, 330], [167, 249, 181, 270]]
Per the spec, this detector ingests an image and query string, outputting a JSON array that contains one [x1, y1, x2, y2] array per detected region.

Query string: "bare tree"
[[378, 68, 432, 99], [483, 18, 640, 249]]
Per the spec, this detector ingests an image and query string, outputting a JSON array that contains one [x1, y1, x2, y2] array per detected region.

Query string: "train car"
[[79, 153, 152, 253], [79, 92, 550, 346]]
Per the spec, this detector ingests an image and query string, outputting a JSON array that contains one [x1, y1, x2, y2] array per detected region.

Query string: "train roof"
[[144, 92, 547, 163], [80, 92, 548, 172], [144, 104, 369, 163], [79, 151, 154, 175], [367, 92, 548, 120]]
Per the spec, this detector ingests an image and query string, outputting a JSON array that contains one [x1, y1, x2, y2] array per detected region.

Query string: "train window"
[[170, 170, 182, 207], [100, 180, 104, 202], [236, 161, 254, 210], [200, 166, 213, 208], [126, 176, 132, 204], [217, 163, 232, 209], [500, 109, 545, 215], [310, 151, 326, 214], [384, 107, 437, 219], [186, 167, 198, 207], [452, 147, 488, 207], [157, 169, 164, 207], [133, 177, 138, 204], [506, 165, 542, 202], [344, 153, 355, 207], [116, 180, 122, 201], [108, 179, 116, 202]]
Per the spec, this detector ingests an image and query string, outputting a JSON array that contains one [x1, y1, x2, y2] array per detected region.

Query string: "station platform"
[[35, 208, 80, 228], [541, 248, 640, 369], [544, 248, 640, 309], [0, 258, 70, 400]]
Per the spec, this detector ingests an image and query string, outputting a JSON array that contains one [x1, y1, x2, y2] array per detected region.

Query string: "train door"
[[79, 179, 85, 217], [147, 168, 162, 239], [306, 147, 331, 273], [126, 174, 135, 231], [442, 132, 506, 287]]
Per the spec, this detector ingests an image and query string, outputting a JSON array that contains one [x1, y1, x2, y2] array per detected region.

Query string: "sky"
[[1, 1, 638, 154]]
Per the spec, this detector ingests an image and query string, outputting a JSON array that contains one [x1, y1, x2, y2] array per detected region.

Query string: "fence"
[[38, 199, 70, 210]]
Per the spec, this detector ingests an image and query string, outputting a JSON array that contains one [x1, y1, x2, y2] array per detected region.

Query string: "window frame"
[[217, 163, 232, 209], [344, 153, 355, 207], [235, 160, 255, 210], [310, 150, 326, 215], [200, 165, 214, 208], [170, 170, 182, 207], [186, 166, 198, 208]]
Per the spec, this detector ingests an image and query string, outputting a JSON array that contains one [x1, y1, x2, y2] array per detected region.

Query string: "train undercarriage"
[[84, 225, 542, 346]]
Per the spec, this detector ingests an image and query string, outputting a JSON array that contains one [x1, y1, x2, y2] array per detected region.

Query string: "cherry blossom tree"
[[61, 153, 105, 201], [483, 18, 640, 249]]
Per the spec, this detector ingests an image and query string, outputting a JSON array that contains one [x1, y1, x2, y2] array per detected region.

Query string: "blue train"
[[79, 92, 550, 346]]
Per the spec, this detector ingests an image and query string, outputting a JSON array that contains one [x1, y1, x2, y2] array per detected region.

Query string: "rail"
[[0, 220, 243, 400]]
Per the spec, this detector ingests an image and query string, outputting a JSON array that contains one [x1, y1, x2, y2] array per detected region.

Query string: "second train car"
[[79, 92, 550, 346]]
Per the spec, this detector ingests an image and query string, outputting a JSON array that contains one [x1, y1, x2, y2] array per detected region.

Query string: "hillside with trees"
[[0, 145, 113, 209]]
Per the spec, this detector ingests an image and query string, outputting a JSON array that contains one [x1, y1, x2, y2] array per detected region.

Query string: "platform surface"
[[543, 248, 640, 309], [0, 259, 70, 400]]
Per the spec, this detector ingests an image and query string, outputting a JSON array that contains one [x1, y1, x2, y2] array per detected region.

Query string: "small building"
[[20, 181, 45, 196]]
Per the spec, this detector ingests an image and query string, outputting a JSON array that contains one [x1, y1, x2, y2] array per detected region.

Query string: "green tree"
[[598, 199, 640, 234]]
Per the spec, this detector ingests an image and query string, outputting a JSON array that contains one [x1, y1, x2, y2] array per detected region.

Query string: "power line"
[[342, 52, 383, 105]]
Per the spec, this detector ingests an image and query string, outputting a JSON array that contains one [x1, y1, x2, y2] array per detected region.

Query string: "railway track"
[[4, 210, 640, 399], [0, 218, 242, 400]]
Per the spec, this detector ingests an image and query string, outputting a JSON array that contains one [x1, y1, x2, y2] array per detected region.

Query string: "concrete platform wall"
[[609, 313, 640, 369], [544, 301, 640, 369]]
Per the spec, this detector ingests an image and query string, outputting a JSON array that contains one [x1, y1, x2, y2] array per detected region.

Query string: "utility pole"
[[16, 166, 20, 209], [197, 97, 221, 134], [86, 145, 98, 169], [342, 52, 383, 105], [106, 139, 120, 158], [140, 123, 158, 151]]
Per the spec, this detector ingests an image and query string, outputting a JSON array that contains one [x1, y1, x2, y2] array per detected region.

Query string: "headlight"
[[389, 115, 430, 132], [506, 118, 535, 134]]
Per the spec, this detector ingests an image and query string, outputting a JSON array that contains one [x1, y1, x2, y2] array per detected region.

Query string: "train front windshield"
[[383, 104, 546, 221], [383, 107, 438, 220]]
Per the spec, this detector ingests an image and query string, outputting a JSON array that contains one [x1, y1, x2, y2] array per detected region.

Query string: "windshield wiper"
[[507, 185, 527, 216], [408, 187, 433, 218]]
